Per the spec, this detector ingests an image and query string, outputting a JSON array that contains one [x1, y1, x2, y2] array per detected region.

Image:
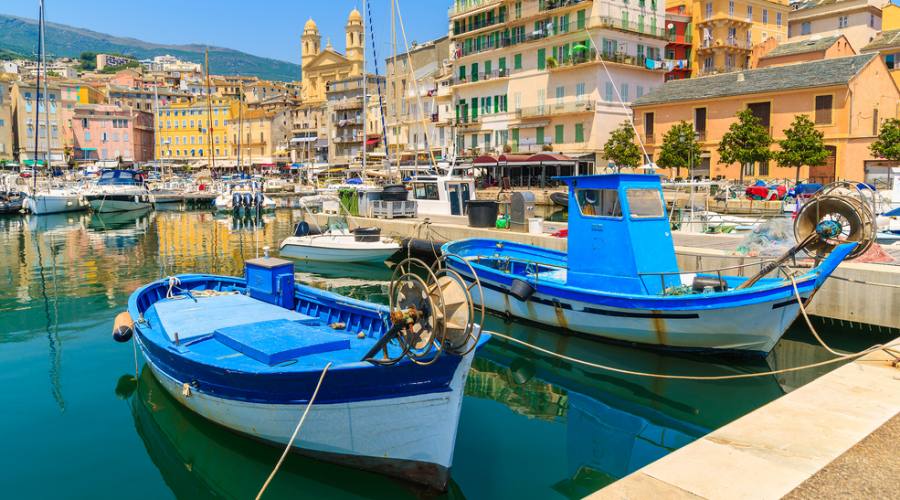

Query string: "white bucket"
[[528, 217, 544, 234]]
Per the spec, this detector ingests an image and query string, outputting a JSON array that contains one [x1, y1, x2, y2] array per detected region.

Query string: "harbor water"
[[1, 208, 891, 499]]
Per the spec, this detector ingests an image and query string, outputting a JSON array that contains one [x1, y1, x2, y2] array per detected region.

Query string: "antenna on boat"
[[362, 255, 485, 366]]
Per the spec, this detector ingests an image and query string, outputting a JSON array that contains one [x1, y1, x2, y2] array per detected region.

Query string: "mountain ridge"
[[0, 14, 301, 81]]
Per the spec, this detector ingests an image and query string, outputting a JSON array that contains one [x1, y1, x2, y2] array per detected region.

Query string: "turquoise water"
[[1, 209, 889, 499]]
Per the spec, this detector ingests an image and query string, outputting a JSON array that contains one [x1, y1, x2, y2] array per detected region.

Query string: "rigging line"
[[394, 0, 437, 167], [365, 0, 392, 165], [580, 28, 651, 165], [256, 362, 332, 500]]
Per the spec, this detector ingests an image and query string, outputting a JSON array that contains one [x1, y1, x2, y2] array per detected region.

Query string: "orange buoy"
[[112, 311, 134, 343]]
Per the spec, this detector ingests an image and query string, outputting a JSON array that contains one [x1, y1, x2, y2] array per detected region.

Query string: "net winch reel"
[[362, 255, 485, 366], [737, 183, 876, 289]]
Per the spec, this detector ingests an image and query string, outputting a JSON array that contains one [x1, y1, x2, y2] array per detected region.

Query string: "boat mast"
[[31, 0, 45, 192], [205, 49, 216, 173], [238, 81, 243, 173], [41, 0, 51, 179], [153, 82, 161, 177], [361, 0, 367, 180]]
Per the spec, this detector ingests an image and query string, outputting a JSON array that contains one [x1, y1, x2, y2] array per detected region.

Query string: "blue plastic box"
[[244, 257, 295, 309]]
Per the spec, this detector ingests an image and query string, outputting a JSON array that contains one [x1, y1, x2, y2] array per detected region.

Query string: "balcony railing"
[[449, 0, 503, 18], [456, 14, 667, 58], [698, 38, 752, 50], [516, 99, 597, 119], [453, 67, 512, 84], [332, 97, 363, 111], [667, 33, 693, 44], [539, 0, 591, 13]]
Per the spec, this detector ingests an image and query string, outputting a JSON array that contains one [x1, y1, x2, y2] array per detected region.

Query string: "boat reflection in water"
[[128, 367, 465, 499], [463, 318, 789, 496], [88, 207, 153, 249]]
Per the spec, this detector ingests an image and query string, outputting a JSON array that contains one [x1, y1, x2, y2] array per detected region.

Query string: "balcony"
[[449, 0, 503, 19], [697, 37, 752, 52], [332, 97, 363, 111], [595, 16, 668, 39], [667, 33, 693, 45], [515, 99, 597, 120], [454, 115, 481, 128], [453, 67, 513, 85], [696, 14, 753, 28], [697, 65, 742, 76]]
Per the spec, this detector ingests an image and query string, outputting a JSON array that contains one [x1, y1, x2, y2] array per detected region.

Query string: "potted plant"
[[546, 56, 558, 68]]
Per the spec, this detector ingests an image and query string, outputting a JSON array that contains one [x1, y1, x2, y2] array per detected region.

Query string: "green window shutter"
[[514, 53, 522, 69], [471, 62, 479, 82], [485, 60, 493, 76], [471, 134, 477, 148], [455, 104, 460, 121], [501, 94, 508, 112], [459, 65, 466, 81], [537, 48, 546, 70], [562, 43, 570, 63], [536, 127, 545, 145], [511, 128, 519, 152], [499, 57, 506, 71], [555, 124, 564, 144], [561, 14, 569, 32], [471, 97, 478, 119], [575, 123, 584, 142], [494, 95, 500, 113], [577, 10, 586, 29]]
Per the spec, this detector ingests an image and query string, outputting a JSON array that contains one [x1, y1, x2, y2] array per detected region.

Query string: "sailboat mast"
[[362, 0, 367, 178], [31, 0, 44, 192], [41, 0, 51, 176], [238, 82, 243, 173], [153, 83, 161, 176], [205, 49, 216, 172]]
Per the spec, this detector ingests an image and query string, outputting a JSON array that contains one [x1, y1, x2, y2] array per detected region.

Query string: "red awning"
[[497, 154, 531, 165], [365, 137, 380, 146], [527, 153, 576, 164], [473, 154, 498, 165]]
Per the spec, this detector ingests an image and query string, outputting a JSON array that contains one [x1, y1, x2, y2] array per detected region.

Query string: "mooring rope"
[[827, 274, 900, 289], [255, 362, 332, 500]]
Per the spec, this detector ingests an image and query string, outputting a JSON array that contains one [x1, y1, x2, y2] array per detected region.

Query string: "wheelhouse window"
[[575, 189, 621, 218], [626, 189, 664, 218], [412, 182, 439, 200]]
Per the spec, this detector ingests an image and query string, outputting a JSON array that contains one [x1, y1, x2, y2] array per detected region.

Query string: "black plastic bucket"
[[467, 200, 499, 228]]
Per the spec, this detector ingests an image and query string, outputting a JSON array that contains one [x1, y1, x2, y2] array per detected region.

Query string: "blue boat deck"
[[142, 293, 388, 372]]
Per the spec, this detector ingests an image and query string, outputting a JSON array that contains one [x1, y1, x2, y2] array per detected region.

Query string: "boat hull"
[[88, 196, 152, 213], [280, 235, 400, 263], [26, 194, 87, 215], [464, 275, 805, 354], [139, 338, 474, 490]]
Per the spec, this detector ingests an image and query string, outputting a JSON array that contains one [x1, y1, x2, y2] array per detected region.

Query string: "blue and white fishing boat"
[[443, 174, 869, 355], [116, 255, 487, 490]]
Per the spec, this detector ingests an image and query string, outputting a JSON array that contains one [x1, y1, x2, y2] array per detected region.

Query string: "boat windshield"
[[98, 170, 143, 186], [412, 182, 440, 200], [575, 189, 621, 218], [626, 188, 665, 218]]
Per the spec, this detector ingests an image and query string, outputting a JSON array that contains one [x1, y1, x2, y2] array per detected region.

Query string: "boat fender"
[[691, 276, 728, 293], [232, 192, 242, 208], [112, 311, 134, 343], [330, 322, 346, 330], [242, 192, 252, 207], [255, 192, 264, 208], [510, 279, 535, 301]]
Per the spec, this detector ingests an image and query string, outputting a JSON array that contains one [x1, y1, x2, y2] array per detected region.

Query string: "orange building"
[[632, 53, 899, 182]]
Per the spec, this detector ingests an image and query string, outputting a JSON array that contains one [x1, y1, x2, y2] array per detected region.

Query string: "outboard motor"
[[254, 192, 265, 210], [242, 192, 252, 207], [232, 192, 241, 209]]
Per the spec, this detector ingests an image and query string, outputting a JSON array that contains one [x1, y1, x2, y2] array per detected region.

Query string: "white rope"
[[790, 274, 864, 357], [255, 362, 332, 500], [165, 276, 181, 299], [485, 329, 895, 381], [827, 274, 900, 289]]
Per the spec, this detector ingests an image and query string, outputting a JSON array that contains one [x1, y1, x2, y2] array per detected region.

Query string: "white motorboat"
[[84, 169, 152, 213], [280, 225, 401, 263], [24, 187, 88, 215], [214, 180, 276, 212]]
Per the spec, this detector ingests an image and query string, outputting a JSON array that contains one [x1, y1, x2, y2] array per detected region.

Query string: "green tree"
[[870, 117, 900, 161], [603, 121, 642, 170], [774, 114, 828, 183], [718, 109, 772, 183], [657, 121, 702, 178]]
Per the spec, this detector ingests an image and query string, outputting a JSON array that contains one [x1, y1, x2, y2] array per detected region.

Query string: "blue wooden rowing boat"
[[442, 174, 858, 355], [120, 256, 487, 490]]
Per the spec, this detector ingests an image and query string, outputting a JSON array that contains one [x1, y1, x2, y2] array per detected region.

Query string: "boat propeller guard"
[[363, 255, 485, 365]]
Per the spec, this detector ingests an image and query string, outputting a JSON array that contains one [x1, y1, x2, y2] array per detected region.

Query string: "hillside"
[[0, 14, 301, 82]]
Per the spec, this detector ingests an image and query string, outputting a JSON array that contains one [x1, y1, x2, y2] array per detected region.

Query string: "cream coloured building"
[[788, 0, 888, 52], [449, 0, 668, 166]]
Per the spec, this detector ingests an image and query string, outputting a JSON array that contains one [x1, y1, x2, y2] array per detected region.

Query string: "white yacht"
[[280, 224, 400, 263], [24, 186, 88, 215], [405, 162, 476, 217], [84, 169, 152, 213]]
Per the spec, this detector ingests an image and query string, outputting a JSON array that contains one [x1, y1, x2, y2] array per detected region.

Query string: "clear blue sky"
[[1, 0, 449, 71]]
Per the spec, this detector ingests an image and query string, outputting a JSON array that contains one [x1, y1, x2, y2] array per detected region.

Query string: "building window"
[[537, 48, 546, 70], [576, 82, 585, 102], [604, 82, 614, 102], [620, 83, 629, 101], [886, 53, 896, 70], [575, 123, 584, 143], [536, 126, 545, 145], [514, 53, 522, 69], [705, 2, 712, 19], [801, 22, 811, 35], [644, 112, 654, 140], [776, 12, 782, 27], [747, 102, 771, 129], [762, 9, 768, 24], [515, 1, 522, 19], [815, 95, 833, 125], [729, 0, 734, 16], [747, 5, 753, 21], [838, 16, 848, 28], [694, 107, 707, 139], [555, 124, 564, 144]]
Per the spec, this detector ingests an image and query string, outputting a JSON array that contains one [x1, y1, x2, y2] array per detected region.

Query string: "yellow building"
[[228, 106, 291, 166], [670, 0, 790, 76], [883, 3, 900, 29], [156, 96, 236, 164]]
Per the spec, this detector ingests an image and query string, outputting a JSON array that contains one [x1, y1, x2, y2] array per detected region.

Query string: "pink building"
[[71, 104, 154, 163]]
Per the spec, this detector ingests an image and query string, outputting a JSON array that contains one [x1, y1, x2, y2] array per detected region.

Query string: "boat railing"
[[637, 259, 796, 296]]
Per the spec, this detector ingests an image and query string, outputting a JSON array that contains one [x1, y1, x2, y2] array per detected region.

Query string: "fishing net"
[[733, 217, 796, 257]]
